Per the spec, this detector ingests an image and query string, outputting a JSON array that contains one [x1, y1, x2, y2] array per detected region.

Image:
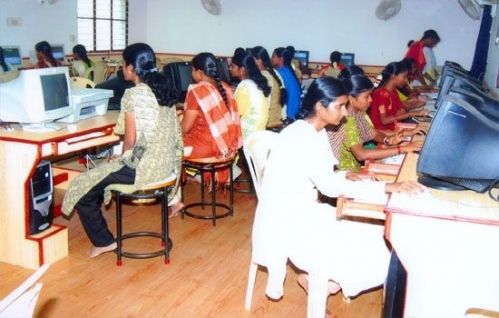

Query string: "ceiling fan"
[[201, 0, 222, 16], [375, 0, 402, 20], [37, 0, 58, 5], [458, 0, 499, 19]]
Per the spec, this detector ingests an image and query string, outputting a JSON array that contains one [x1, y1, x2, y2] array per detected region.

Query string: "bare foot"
[[297, 273, 309, 293], [327, 281, 341, 295], [169, 202, 185, 218], [88, 242, 117, 258]]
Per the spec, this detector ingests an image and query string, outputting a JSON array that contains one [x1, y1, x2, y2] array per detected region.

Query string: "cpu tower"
[[29, 160, 54, 235]]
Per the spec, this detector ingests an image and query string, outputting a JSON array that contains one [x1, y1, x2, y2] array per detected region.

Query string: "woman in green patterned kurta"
[[62, 43, 183, 258], [327, 74, 423, 172]]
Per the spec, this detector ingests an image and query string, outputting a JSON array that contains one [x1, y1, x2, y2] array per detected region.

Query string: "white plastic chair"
[[243, 130, 332, 318], [0, 264, 49, 318], [70, 76, 96, 89], [242, 130, 278, 311]]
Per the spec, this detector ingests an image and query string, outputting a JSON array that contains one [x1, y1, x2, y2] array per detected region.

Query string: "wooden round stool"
[[182, 155, 235, 226], [112, 173, 176, 266]]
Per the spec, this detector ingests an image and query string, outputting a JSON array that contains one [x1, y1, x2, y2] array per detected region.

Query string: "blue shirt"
[[277, 66, 301, 120]]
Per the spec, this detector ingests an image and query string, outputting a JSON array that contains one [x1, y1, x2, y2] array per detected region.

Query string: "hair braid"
[[213, 72, 229, 106], [267, 67, 287, 105]]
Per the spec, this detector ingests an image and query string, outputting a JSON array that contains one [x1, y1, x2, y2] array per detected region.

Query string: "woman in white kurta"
[[252, 77, 425, 301]]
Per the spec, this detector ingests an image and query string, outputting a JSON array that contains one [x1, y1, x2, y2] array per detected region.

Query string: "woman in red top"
[[33, 41, 61, 69], [405, 29, 440, 85], [369, 61, 427, 132]]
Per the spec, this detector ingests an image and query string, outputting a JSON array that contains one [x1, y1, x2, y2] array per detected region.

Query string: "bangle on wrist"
[[397, 145, 401, 155], [383, 136, 390, 146]]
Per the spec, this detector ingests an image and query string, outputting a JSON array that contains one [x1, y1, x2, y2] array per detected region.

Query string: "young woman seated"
[[318, 51, 346, 78], [252, 77, 426, 317], [62, 43, 183, 257], [33, 41, 61, 69], [272, 47, 301, 121], [181, 52, 242, 183], [327, 74, 423, 172], [251, 46, 286, 130], [72, 44, 94, 78], [369, 61, 428, 132], [397, 58, 427, 110], [230, 49, 271, 140]]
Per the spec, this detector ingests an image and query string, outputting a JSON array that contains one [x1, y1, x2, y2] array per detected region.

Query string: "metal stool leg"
[[211, 164, 217, 226], [200, 168, 205, 208], [229, 163, 234, 216], [116, 192, 123, 266], [165, 188, 171, 265]]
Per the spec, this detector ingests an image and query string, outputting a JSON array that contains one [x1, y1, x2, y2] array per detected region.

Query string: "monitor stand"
[[417, 175, 467, 191]]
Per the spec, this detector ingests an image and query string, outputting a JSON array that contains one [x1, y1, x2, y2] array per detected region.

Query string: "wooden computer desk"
[[384, 151, 499, 317], [0, 112, 119, 269]]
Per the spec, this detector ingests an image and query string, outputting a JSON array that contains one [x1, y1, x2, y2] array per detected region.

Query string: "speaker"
[[29, 160, 53, 235]]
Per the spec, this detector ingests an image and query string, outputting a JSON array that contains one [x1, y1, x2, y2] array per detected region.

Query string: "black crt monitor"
[[340, 53, 355, 67], [443, 87, 499, 121], [443, 60, 464, 71], [2, 46, 22, 68], [437, 70, 483, 105], [162, 61, 193, 102], [51, 44, 65, 62], [417, 95, 499, 193], [216, 57, 232, 84], [293, 50, 309, 69]]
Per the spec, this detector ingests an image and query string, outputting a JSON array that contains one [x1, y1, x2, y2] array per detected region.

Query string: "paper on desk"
[[381, 154, 405, 165], [387, 191, 499, 224]]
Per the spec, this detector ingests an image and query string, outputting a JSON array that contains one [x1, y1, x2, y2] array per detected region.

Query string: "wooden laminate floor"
[[0, 180, 383, 318]]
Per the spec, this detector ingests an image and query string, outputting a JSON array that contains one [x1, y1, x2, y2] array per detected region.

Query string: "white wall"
[[0, 0, 77, 59], [143, 0, 480, 67], [0, 0, 486, 70], [128, 0, 148, 45]]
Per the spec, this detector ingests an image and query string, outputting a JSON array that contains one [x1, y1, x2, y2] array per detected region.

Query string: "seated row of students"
[[369, 60, 428, 132], [326, 65, 424, 172], [252, 76, 426, 313]]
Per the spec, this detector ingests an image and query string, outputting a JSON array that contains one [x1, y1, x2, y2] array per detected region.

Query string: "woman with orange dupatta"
[[181, 52, 242, 189]]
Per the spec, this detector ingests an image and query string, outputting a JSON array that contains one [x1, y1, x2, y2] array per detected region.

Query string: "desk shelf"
[[0, 112, 118, 269]]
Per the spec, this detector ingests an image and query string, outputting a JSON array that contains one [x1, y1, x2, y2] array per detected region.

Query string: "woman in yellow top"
[[72, 44, 95, 78], [230, 49, 271, 139], [251, 46, 285, 129]]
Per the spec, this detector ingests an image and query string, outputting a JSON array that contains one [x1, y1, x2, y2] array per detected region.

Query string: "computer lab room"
[[0, 0, 498, 317]]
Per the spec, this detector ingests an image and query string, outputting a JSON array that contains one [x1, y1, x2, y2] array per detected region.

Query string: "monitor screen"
[[40, 73, 70, 111], [216, 57, 231, 84], [51, 45, 65, 62], [294, 50, 309, 69], [177, 62, 193, 92], [2, 46, 22, 67], [436, 70, 484, 108], [0, 67, 72, 124], [162, 62, 193, 103], [340, 53, 355, 67], [417, 95, 499, 193]]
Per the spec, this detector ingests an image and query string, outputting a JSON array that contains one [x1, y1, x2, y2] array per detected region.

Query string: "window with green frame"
[[77, 0, 128, 52]]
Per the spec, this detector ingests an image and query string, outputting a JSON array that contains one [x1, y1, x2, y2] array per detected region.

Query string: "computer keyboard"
[[21, 122, 65, 132]]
